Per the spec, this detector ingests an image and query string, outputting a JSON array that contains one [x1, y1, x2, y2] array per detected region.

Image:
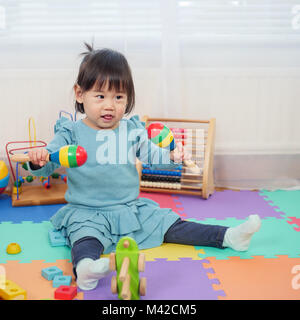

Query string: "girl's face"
[[74, 81, 127, 130]]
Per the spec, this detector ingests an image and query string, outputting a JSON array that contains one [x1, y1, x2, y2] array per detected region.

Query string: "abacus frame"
[[136, 116, 216, 199]]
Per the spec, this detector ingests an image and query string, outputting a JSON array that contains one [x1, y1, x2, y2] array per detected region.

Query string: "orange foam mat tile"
[[203, 255, 300, 300], [1, 259, 83, 300]]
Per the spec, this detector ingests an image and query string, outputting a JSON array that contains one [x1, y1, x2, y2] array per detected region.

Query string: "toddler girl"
[[28, 43, 261, 291]]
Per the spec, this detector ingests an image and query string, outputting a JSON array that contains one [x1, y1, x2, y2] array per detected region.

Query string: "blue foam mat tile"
[[0, 194, 64, 223]]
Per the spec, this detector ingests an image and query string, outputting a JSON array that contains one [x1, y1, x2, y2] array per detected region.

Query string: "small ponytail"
[[80, 42, 94, 57]]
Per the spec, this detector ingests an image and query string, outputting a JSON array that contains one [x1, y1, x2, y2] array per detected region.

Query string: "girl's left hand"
[[170, 142, 191, 163]]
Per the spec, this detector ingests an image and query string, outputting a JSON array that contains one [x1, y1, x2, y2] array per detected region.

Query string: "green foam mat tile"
[[187, 217, 300, 260], [259, 190, 300, 219], [0, 221, 71, 263]]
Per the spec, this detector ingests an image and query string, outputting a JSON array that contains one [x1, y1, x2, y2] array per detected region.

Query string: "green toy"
[[110, 237, 146, 300]]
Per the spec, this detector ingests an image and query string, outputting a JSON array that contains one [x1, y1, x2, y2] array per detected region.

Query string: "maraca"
[[147, 123, 201, 173], [147, 122, 176, 151], [10, 145, 87, 168]]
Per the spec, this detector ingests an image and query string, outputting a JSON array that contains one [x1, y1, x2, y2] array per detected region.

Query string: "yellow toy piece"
[[13, 185, 22, 195], [6, 243, 22, 254], [0, 160, 10, 194], [0, 161, 8, 180], [0, 279, 27, 300]]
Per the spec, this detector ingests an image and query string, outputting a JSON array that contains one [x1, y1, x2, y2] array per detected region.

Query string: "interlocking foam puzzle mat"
[[1, 189, 300, 300]]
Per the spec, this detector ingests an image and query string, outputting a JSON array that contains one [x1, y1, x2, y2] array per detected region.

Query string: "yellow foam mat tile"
[[139, 243, 205, 261], [104, 243, 205, 261]]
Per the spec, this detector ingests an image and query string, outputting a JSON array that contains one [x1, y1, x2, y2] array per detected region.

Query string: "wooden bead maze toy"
[[138, 116, 216, 199], [5, 115, 87, 206], [109, 237, 146, 300]]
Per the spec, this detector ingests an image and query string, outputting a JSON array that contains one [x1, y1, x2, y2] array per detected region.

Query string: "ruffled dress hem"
[[50, 197, 180, 254]]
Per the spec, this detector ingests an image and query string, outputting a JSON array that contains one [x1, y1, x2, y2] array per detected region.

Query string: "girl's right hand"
[[28, 148, 49, 167]]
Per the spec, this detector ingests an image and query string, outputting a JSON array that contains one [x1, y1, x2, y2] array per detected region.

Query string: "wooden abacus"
[[137, 116, 216, 199]]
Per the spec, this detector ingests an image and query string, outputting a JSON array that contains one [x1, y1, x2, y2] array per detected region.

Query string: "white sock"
[[76, 257, 111, 290], [222, 214, 261, 251]]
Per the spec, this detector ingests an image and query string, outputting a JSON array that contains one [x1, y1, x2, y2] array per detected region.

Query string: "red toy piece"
[[54, 285, 77, 300]]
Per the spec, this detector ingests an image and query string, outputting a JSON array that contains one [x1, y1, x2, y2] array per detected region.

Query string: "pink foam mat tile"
[[139, 191, 186, 217], [287, 217, 300, 232]]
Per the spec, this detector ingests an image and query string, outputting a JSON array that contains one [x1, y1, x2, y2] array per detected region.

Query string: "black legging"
[[71, 218, 228, 278]]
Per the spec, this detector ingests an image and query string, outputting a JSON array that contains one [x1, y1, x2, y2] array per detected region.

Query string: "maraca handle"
[[10, 153, 50, 163], [10, 145, 87, 168]]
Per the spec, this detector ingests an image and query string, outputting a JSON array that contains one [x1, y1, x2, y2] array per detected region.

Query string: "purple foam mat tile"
[[78, 274, 118, 300], [79, 258, 222, 300], [175, 190, 285, 221]]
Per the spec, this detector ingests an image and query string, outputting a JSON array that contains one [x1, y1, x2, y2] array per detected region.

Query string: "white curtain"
[[0, 0, 300, 190]]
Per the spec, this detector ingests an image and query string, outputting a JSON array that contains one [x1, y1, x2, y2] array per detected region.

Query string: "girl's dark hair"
[[75, 42, 135, 115]]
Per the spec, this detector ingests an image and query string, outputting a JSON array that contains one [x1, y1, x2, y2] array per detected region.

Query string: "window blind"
[[0, 0, 299, 69], [0, 0, 299, 46], [177, 0, 300, 45], [0, 0, 161, 46]]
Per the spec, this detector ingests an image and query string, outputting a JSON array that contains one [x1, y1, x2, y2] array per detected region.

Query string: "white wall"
[[1, 64, 300, 190], [2, 66, 300, 154], [182, 67, 300, 155], [1, 0, 300, 190]]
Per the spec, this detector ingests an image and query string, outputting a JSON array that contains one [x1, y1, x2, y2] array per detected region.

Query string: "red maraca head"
[[75, 145, 88, 167], [147, 123, 165, 140]]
